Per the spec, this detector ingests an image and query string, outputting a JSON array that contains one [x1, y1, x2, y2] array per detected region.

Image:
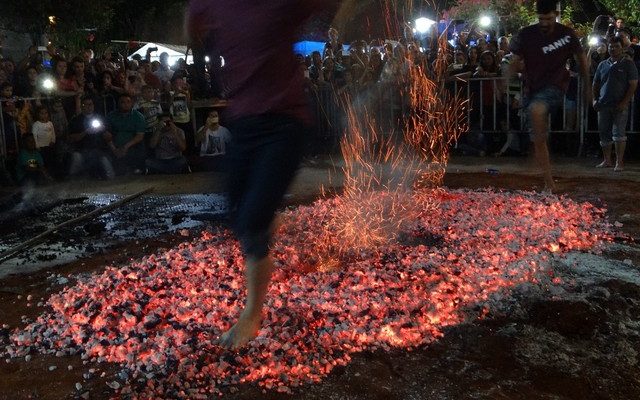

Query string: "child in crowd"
[[31, 106, 57, 172], [16, 135, 51, 185], [169, 76, 194, 153], [134, 85, 163, 153], [194, 109, 230, 170]]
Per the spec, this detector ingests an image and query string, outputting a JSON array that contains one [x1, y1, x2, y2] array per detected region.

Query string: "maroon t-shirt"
[[187, 0, 335, 124], [510, 22, 582, 95]]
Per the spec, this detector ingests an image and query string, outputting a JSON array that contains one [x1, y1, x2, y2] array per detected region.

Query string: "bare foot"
[[218, 312, 261, 350], [595, 161, 613, 168], [542, 175, 555, 193]]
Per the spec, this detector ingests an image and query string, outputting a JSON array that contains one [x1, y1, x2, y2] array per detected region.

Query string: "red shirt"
[[187, 0, 337, 124], [510, 22, 582, 95]]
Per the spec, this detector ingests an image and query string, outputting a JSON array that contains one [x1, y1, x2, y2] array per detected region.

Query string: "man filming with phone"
[[67, 96, 115, 179], [144, 112, 189, 174]]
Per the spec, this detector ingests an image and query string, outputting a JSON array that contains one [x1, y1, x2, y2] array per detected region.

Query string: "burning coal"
[[2, 189, 611, 398]]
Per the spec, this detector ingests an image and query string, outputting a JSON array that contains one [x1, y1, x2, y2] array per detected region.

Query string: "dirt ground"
[[0, 156, 639, 399]]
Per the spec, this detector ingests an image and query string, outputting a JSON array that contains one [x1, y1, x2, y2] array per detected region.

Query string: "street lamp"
[[414, 17, 436, 34]]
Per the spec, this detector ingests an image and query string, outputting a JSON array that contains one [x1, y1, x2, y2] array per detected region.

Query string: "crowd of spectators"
[[0, 43, 226, 186], [2, 19, 640, 186]]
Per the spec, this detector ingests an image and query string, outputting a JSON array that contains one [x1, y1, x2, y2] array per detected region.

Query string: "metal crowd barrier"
[[0, 92, 132, 161], [308, 75, 639, 157], [3, 77, 638, 160]]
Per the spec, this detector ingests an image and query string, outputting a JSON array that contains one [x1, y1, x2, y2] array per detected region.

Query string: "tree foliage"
[[445, 0, 594, 36], [104, 0, 189, 44], [597, 0, 640, 25], [0, 0, 115, 45]]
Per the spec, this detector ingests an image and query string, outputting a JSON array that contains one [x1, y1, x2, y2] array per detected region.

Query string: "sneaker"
[[595, 161, 612, 168], [614, 164, 624, 172]]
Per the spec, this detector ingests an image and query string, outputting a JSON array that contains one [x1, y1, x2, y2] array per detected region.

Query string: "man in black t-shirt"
[[505, 0, 592, 191]]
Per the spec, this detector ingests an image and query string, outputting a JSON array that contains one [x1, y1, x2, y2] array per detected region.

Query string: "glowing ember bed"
[[3, 189, 611, 398]]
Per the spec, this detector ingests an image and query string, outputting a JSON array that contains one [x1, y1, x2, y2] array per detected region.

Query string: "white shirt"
[[200, 126, 231, 157], [32, 121, 56, 148]]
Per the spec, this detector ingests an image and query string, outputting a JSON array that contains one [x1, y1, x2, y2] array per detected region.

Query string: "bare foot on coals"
[[218, 312, 261, 350]]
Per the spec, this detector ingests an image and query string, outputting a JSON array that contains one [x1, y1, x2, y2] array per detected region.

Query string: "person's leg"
[[68, 152, 84, 177], [144, 157, 164, 174], [219, 255, 274, 349], [529, 101, 554, 190], [596, 108, 614, 167], [98, 154, 115, 180], [613, 108, 628, 171], [614, 141, 627, 171], [219, 115, 304, 349]]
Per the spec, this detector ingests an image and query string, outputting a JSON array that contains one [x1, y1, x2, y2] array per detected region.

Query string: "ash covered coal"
[[1, 189, 612, 398], [0, 194, 227, 275]]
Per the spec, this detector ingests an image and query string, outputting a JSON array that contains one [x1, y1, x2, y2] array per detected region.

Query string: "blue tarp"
[[293, 41, 351, 56], [293, 41, 326, 56]]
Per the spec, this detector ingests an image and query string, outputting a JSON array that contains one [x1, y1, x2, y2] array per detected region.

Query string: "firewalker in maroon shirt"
[[187, 0, 338, 125], [510, 22, 583, 95]]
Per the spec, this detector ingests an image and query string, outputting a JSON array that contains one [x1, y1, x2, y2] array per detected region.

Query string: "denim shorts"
[[524, 85, 565, 110], [524, 85, 565, 138], [597, 106, 629, 145], [225, 113, 304, 259]]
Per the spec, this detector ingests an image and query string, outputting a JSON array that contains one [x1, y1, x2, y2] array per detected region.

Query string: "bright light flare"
[[90, 119, 102, 130], [41, 78, 55, 91], [415, 17, 436, 34], [479, 15, 492, 28]]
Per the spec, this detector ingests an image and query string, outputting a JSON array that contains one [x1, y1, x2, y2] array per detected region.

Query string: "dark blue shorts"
[[225, 114, 304, 259]]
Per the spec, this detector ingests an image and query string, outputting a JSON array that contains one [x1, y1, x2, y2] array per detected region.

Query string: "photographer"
[[144, 112, 188, 174], [587, 38, 609, 75], [67, 96, 115, 179]]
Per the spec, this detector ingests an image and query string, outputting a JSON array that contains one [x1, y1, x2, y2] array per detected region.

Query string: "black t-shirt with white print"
[[510, 22, 582, 95]]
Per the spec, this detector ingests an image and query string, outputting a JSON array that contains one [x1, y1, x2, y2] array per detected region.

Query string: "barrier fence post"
[[0, 99, 6, 160]]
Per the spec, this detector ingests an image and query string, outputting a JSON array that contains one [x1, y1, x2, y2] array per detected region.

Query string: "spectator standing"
[[104, 94, 146, 174], [466, 46, 480, 71], [139, 60, 163, 90], [169, 76, 194, 152], [592, 37, 638, 172], [506, 0, 591, 191], [31, 106, 56, 172], [50, 98, 71, 173], [95, 70, 123, 116], [154, 52, 175, 85], [1, 59, 17, 86], [368, 47, 384, 82], [308, 51, 324, 85], [325, 27, 343, 57], [67, 96, 115, 179], [145, 113, 188, 174], [15, 66, 41, 98], [1, 82, 19, 169]]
